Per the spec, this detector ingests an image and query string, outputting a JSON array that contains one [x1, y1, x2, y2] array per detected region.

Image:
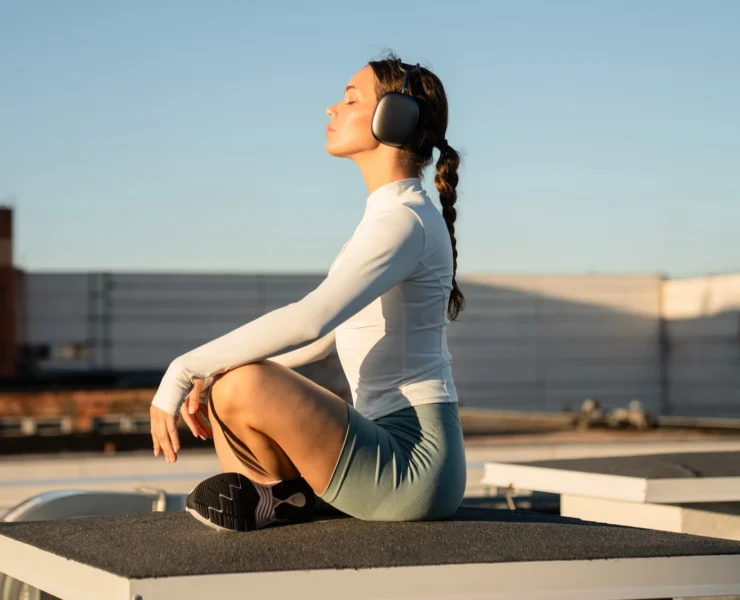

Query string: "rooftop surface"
[[2, 507, 740, 579]]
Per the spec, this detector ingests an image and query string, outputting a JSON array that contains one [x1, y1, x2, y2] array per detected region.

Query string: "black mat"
[[517, 451, 740, 479], [2, 508, 740, 579]]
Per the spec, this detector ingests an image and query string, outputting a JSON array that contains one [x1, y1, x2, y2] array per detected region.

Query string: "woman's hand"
[[180, 378, 214, 442], [151, 378, 213, 463]]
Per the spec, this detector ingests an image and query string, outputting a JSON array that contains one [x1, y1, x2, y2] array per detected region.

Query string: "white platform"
[[480, 451, 740, 541], [481, 460, 740, 503], [561, 494, 740, 541], [1, 533, 740, 600]]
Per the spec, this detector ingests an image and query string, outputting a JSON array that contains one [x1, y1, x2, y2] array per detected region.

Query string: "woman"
[[149, 52, 467, 532]]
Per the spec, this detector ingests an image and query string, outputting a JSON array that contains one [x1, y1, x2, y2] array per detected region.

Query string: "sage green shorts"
[[318, 401, 467, 521]]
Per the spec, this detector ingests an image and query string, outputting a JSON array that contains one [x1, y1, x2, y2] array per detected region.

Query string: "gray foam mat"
[[518, 451, 740, 479], [2, 507, 740, 579]]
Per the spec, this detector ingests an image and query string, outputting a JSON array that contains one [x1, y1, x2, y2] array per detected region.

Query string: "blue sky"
[[1, 0, 738, 277]]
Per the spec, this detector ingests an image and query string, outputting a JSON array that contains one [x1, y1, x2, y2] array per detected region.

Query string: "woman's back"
[[329, 178, 458, 420]]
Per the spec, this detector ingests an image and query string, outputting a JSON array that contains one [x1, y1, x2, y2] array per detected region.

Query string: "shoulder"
[[361, 204, 425, 241]]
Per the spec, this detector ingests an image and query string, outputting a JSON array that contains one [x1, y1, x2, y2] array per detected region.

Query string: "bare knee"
[[211, 362, 270, 424], [209, 363, 299, 483]]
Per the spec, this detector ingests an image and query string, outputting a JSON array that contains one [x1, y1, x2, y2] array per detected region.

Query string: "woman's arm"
[[191, 331, 337, 406], [267, 329, 336, 369], [151, 206, 424, 415]]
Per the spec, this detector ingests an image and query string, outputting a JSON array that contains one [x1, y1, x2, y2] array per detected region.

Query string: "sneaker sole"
[[185, 505, 239, 533], [186, 472, 315, 532], [187, 472, 263, 532]]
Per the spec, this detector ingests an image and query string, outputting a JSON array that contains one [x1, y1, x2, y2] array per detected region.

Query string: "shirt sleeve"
[[151, 206, 425, 415], [267, 329, 336, 369]]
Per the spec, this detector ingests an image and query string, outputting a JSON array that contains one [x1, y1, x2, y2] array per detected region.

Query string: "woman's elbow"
[[288, 309, 325, 344], [289, 299, 336, 344], [304, 321, 329, 343]]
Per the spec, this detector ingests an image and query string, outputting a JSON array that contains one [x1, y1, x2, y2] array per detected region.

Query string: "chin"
[[325, 144, 342, 158], [325, 140, 350, 158], [325, 138, 378, 159]]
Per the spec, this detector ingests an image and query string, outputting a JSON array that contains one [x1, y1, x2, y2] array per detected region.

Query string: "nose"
[[326, 104, 337, 118]]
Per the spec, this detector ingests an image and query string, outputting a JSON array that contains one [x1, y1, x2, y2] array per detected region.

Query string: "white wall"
[[17, 271, 740, 417], [448, 274, 662, 412], [18, 272, 324, 371], [662, 274, 740, 417], [19, 273, 93, 371]]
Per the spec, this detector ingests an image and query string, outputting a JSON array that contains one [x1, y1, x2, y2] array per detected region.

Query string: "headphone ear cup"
[[371, 92, 420, 148]]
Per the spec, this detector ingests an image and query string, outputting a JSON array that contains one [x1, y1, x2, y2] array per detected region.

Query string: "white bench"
[[481, 450, 740, 540], [2, 507, 740, 599]]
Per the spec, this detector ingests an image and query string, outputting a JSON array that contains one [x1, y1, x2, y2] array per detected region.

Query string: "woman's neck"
[[356, 152, 418, 196]]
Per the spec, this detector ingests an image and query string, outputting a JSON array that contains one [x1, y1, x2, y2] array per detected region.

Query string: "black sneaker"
[[185, 472, 315, 532]]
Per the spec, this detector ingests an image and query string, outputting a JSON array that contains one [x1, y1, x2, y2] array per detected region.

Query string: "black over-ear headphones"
[[371, 59, 421, 148]]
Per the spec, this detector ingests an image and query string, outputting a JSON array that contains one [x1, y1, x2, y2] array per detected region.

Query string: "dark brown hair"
[[368, 51, 465, 321]]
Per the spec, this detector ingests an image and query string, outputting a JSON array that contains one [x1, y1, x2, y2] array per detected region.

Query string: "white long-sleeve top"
[[151, 177, 458, 420]]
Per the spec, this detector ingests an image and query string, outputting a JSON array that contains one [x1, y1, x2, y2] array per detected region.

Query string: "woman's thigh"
[[209, 359, 350, 496], [318, 401, 467, 521]]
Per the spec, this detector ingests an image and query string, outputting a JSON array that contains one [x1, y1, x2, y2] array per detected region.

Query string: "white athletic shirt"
[[151, 177, 458, 420]]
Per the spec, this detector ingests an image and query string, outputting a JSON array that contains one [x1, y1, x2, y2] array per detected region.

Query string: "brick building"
[[0, 207, 18, 377]]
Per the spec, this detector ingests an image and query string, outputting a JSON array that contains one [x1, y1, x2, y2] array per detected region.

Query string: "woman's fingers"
[[180, 402, 210, 440], [157, 418, 175, 462], [151, 421, 162, 458], [166, 415, 180, 456], [180, 404, 201, 438], [150, 405, 178, 462], [188, 379, 204, 415], [194, 410, 213, 438], [150, 405, 164, 457]]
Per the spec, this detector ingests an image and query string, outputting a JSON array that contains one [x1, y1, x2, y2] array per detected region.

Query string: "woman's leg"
[[207, 359, 349, 495], [208, 389, 300, 485]]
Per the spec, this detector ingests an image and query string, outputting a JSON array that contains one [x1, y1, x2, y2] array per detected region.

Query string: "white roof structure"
[[481, 450, 740, 503], [2, 507, 740, 600]]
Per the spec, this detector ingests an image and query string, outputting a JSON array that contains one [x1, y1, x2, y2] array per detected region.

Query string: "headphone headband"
[[398, 60, 420, 94]]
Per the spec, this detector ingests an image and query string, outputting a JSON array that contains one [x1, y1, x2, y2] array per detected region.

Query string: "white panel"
[[19, 273, 664, 416], [541, 362, 659, 384], [537, 317, 657, 339], [20, 274, 93, 370], [667, 315, 740, 338], [663, 274, 740, 417], [449, 321, 656, 341], [663, 273, 740, 318], [543, 389, 662, 413], [101, 273, 323, 370], [456, 387, 661, 413], [668, 388, 740, 418], [446, 340, 541, 361], [454, 386, 542, 411], [451, 359, 539, 383], [111, 344, 194, 369], [671, 343, 740, 361], [670, 363, 740, 384], [24, 320, 89, 342], [447, 340, 658, 362], [461, 273, 662, 317]]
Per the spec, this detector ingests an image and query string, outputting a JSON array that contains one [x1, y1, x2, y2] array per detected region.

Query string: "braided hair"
[[369, 53, 465, 320]]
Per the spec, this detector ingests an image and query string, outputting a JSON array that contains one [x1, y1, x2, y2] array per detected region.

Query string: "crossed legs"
[[206, 359, 349, 496]]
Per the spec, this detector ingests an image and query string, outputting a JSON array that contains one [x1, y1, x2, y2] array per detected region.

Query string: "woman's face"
[[325, 65, 380, 158]]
